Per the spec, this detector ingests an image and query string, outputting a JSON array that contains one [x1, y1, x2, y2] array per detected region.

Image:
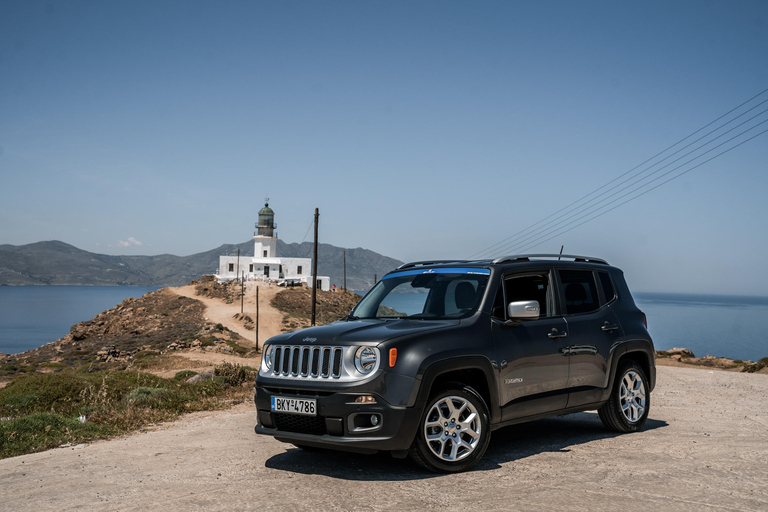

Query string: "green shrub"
[[0, 413, 114, 459], [0, 369, 234, 459], [214, 362, 253, 387], [173, 370, 198, 381], [123, 387, 172, 407]]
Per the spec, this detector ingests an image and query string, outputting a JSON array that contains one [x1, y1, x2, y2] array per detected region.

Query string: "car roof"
[[391, 254, 613, 275]]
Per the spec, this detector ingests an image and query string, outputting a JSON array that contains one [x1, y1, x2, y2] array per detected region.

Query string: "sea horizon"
[[1, 286, 767, 361]]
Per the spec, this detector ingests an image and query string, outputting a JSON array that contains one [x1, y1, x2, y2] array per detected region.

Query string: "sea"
[[0, 286, 160, 356], [0, 287, 766, 361]]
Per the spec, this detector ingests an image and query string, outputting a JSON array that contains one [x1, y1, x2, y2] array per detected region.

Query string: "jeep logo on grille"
[[302, 337, 317, 343]]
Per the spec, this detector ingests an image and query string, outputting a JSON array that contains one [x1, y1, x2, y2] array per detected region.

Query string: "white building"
[[216, 202, 330, 291]]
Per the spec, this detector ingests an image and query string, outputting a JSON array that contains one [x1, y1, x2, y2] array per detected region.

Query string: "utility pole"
[[374, 273, 377, 284], [311, 208, 319, 326], [343, 250, 347, 291], [240, 271, 244, 314], [255, 286, 260, 351]]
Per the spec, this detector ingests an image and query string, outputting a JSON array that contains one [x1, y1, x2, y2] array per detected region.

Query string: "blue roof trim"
[[383, 267, 491, 279]]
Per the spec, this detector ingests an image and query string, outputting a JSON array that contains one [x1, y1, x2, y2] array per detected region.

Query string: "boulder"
[[186, 369, 215, 384], [668, 347, 695, 358]]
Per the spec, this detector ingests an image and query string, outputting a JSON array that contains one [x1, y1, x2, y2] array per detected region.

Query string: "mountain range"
[[0, 240, 403, 292]]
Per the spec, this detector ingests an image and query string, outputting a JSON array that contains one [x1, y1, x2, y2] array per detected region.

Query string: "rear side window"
[[558, 269, 599, 315], [598, 271, 616, 304]]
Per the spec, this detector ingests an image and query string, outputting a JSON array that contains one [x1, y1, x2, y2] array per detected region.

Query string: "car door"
[[556, 268, 623, 408], [491, 271, 570, 422]]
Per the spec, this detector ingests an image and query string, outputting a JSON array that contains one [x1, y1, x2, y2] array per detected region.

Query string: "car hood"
[[265, 318, 460, 346]]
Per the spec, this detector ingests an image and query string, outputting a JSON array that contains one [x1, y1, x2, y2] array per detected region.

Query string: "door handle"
[[548, 329, 568, 339], [601, 323, 619, 332]]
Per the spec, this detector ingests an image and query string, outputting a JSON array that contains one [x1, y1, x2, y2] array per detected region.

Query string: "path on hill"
[[1, 366, 767, 511], [171, 282, 285, 347]]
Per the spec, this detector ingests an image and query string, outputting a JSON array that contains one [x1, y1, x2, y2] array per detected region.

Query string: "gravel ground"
[[1, 365, 766, 511]]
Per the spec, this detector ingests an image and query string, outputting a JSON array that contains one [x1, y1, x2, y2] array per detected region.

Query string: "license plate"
[[271, 396, 317, 416]]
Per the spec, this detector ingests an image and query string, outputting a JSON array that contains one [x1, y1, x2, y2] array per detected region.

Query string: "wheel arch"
[[410, 356, 499, 424]]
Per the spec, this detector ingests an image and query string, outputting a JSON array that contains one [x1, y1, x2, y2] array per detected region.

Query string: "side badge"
[[504, 378, 523, 384]]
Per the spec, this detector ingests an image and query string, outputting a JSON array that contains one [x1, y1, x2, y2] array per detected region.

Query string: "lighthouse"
[[215, 200, 330, 290], [254, 201, 277, 259]]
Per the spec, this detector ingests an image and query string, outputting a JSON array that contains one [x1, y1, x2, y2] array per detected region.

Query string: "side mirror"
[[507, 300, 540, 322]]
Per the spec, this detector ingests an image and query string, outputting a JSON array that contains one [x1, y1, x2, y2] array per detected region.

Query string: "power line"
[[469, 87, 768, 259], [490, 108, 768, 256], [511, 125, 768, 255]]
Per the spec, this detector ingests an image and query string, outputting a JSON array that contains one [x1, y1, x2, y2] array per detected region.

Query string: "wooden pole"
[[240, 271, 244, 314], [311, 208, 319, 326], [255, 285, 260, 351], [343, 250, 346, 291]]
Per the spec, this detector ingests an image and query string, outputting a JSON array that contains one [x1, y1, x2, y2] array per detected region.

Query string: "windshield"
[[351, 268, 490, 320]]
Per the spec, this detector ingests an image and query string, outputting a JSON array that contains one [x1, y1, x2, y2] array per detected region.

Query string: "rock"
[[186, 369, 215, 384], [668, 347, 695, 358]]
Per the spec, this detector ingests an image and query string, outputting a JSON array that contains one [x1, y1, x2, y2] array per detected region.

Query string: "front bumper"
[[253, 386, 422, 454]]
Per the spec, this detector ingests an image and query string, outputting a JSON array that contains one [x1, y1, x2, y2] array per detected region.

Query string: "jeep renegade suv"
[[254, 254, 655, 472]]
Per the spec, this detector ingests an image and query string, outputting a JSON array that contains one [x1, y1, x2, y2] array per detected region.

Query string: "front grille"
[[273, 413, 327, 435], [263, 387, 334, 397], [269, 345, 345, 379]]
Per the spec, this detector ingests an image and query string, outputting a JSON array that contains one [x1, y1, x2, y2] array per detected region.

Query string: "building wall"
[[279, 257, 312, 279], [307, 276, 331, 291], [253, 237, 277, 259], [217, 255, 312, 282]]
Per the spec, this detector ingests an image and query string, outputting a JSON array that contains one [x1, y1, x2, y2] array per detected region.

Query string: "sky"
[[1, 0, 767, 295]]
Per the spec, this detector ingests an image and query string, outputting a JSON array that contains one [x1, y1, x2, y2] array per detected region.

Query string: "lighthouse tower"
[[254, 201, 277, 258]]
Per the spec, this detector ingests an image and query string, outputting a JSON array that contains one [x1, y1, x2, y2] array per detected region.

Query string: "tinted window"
[[558, 269, 599, 315], [504, 273, 551, 317], [598, 271, 616, 304]]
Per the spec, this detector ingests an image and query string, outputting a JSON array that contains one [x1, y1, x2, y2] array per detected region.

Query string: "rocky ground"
[[0, 288, 254, 385], [0, 281, 363, 390]]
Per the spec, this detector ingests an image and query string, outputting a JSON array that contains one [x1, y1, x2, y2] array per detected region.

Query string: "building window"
[[249, 264, 253, 273], [228, 263, 234, 272], [297, 265, 303, 274], [263, 250, 268, 257]]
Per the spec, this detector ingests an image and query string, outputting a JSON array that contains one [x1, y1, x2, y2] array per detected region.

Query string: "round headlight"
[[263, 345, 273, 370], [355, 346, 378, 374]]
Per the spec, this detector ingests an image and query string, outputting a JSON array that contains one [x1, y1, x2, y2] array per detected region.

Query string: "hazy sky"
[[1, 1, 767, 295]]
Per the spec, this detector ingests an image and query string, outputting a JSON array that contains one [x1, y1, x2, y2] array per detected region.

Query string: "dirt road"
[[171, 282, 285, 345], [1, 365, 766, 511]]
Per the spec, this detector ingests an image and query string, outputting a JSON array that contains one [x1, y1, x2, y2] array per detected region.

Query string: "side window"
[[597, 271, 616, 304], [558, 269, 599, 315], [504, 274, 550, 317]]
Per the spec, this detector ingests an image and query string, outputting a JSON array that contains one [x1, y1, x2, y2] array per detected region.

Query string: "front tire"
[[410, 384, 491, 473], [598, 361, 650, 432]]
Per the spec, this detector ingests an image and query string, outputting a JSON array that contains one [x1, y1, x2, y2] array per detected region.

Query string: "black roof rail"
[[492, 254, 608, 265], [396, 260, 473, 270]]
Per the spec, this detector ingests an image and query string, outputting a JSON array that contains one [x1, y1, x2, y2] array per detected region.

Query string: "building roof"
[[258, 202, 274, 215], [251, 257, 282, 265]]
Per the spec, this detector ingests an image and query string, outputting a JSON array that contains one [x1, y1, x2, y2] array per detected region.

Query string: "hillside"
[[0, 240, 403, 291]]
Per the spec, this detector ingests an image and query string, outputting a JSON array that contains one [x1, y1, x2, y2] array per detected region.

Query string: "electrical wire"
[[491, 109, 768, 255], [469, 87, 768, 259], [511, 125, 768, 255]]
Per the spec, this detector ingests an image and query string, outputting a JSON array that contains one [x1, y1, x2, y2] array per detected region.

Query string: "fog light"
[[370, 415, 379, 426], [354, 395, 377, 404]]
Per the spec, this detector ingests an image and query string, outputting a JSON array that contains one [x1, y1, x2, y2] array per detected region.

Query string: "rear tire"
[[410, 384, 491, 473], [598, 361, 650, 432]]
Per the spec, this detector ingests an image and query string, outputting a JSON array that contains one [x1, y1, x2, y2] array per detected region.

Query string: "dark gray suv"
[[254, 254, 655, 472]]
